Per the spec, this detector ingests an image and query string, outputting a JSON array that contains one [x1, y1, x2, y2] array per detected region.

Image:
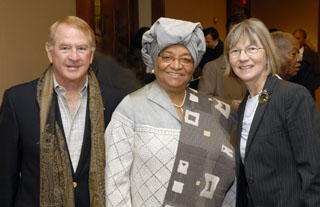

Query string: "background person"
[[225, 18, 320, 207], [292, 28, 320, 98], [105, 17, 237, 207], [190, 27, 224, 90], [271, 31, 302, 80], [198, 14, 247, 113], [0, 16, 124, 207], [198, 27, 224, 69], [130, 26, 156, 85], [91, 50, 142, 94]]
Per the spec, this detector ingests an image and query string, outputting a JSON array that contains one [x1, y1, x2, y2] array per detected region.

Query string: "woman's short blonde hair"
[[48, 16, 95, 50], [224, 18, 280, 77]]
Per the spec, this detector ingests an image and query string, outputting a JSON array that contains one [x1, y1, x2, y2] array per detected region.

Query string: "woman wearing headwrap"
[[105, 17, 236, 207]]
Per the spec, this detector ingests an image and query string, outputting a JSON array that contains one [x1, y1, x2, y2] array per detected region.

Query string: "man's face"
[[280, 37, 302, 80], [293, 30, 306, 49], [46, 23, 94, 86], [205, 34, 217, 48]]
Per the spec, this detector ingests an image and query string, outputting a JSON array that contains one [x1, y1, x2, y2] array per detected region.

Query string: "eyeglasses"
[[158, 54, 193, 66], [228, 46, 264, 57]]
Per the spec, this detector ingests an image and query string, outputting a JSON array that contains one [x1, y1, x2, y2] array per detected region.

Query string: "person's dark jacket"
[[292, 45, 320, 98], [199, 40, 224, 69], [0, 78, 124, 207], [91, 51, 142, 94]]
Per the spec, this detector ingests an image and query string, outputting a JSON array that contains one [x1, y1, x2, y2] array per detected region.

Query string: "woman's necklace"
[[173, 90, 186, 112]]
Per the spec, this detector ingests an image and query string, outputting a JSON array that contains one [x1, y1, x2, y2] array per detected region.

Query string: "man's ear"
[[302, 39, 307, 46], [45, 42, 53, 63], [90, 47, 96, 64]]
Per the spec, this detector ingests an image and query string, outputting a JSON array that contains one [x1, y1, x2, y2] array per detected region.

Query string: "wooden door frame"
[[76, 0, 165, 31], [227, 0, 251, 20], [76, 0, 139, 54], [76, 1, 139, 40], [152, 0, 165, 24], [318, 0, 320, 52], [76, 0, 95, 30]]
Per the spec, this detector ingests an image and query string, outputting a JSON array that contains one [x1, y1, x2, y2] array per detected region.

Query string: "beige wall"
[[251, 0, 319, 51], [1, 1, 318, 102], [0, 0, 76, 102], [139, 0, 152, 27], [164, 0, 227, 40]]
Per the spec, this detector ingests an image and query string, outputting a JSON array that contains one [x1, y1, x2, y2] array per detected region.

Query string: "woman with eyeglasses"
[[104, 17, 237, 207], [224, 18, 320, 207]]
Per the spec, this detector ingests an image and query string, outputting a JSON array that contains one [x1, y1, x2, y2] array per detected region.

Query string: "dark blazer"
[[91, 51, 142, 94], [0, 78, 124, 207], [292, 45, 320, 98], [198, 40, 224, 69], [235, 76, 320, 207]]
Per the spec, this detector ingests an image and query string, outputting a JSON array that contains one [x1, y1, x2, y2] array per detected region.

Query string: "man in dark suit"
[[190, 27, 224, 90], [0, 16, 124, 207], [198, 27, 224, 69], [292, 28, 320, 98], [91, 50, 142, 94]]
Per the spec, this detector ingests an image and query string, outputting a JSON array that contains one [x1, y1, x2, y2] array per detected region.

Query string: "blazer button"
[[73, 181, 77, 188], [247, 178, 254, 184]]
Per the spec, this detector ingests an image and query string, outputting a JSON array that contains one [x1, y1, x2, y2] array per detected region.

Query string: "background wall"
[[164, 0, 227, 40], [138, 0, 152, 27], [1, 0, 319, 103], [251, 0, 319, 51], [0, 0, 76, 102]]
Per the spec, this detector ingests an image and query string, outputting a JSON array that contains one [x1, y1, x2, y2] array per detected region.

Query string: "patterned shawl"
[[163, 89, 236, 207], [37, 66, 106, 207]]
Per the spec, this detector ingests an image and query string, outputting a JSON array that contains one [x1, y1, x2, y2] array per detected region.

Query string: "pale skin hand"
[[232, 99, 242, 112]]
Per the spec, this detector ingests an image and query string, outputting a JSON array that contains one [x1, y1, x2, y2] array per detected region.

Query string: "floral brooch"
[[258, 89, 270, 104]]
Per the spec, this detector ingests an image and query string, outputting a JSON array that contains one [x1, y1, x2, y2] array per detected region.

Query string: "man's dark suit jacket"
[[292, 45, 320, 98], [91, 51, 142, 94], [0, 78, 124, 207], [198, 40, 224, 69], [235, 76, 320, 207]]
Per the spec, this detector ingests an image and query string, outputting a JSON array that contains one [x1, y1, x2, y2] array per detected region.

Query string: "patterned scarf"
[[163, 89, 236, 207], [37, 66, 106, 207]]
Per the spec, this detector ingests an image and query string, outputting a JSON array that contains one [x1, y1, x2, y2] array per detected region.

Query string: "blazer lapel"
[[55, 95, 75, 176], [74, 106, 91, 178], [74, 90, 91, 178], [235, 94, 247, 171], [54, 86, 93, 178], [244, 76, 278, 160]]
